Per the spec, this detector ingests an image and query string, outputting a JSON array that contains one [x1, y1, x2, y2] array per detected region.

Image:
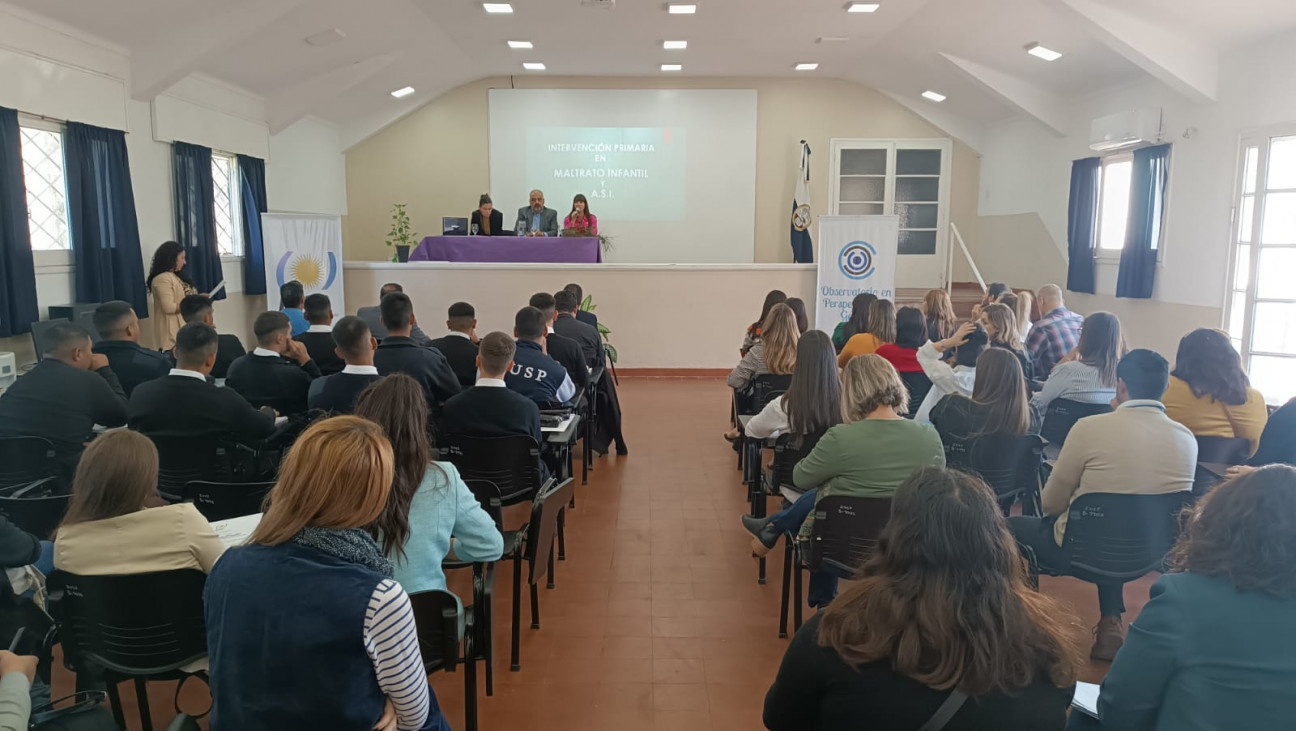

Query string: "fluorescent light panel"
[[668, 4, 697, 14], [522, 62, 546, 70], [390, 86, 415, 98], [846, 2, 880, 12], [482, 3, 513, 13], [507, 40, 533, 49], [663, 40, 688, 49], [661, 63, 682, 71], [1025, 42, 1063, 61], [795, 63, 819, 71], [921, 90, 946, 102]]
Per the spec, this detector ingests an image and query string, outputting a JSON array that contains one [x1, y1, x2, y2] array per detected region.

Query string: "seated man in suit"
[[91, 300, 170, 396], [356, 283, 434, 345], [528, 292, 588, 396], [506, 306, 575, 406], [1009, 349, 1197, 662], [554, 288, 604, 368], [294, 293, 344, 375], [308, 316, 383, 415], [130, 323, 276, 444], [564, 283, 598, 328], [442, 331, 546, 477], [373, 292, 460, 412], [179, 294, 246, 379], [226, 311, 322, 415], [429, 302, 480, 388], [515, 189, 559, 237], [0, 322, 127, 482], [279, 280, 309, 337]]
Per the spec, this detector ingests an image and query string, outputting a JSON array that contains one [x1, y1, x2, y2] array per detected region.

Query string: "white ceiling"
[[8, 0, 1296, 146]]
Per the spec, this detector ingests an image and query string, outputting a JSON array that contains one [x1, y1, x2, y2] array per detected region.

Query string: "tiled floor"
[[52, 377, 1154, 729]]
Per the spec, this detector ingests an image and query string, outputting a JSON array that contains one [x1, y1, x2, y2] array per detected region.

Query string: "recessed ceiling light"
[[667, 4, 697, 14], [1025, 42, 1063, 61], [846, 2, 881, 12], [663, 40, 688, 50], [921, 90, 946, 102], [390, 86, 415, 99], [508, 40, 533, 49], [661, 63, 683, 71], [522, 62, 546, 71], [482, 3, 513, 13], [795, 63, 819, 71]]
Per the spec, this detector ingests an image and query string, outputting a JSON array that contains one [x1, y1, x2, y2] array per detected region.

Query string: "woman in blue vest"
[[204, 416, 448, 731]]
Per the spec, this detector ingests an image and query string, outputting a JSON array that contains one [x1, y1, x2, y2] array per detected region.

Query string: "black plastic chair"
[[440, 434, 552, 506], [182, 480, 273, 522], [900, 371, 933, 419], [1040, 399, 1112, 456], [1195, 436, 1251, 465], [0, 477, 70, 540], [779, 496, 891, 637], [0, 436, 60, 490], [444, 478, 507, 697], [734, 373, 792, 471], [409, 589, 477, 731], [946, 433, 1046, 516], [148, 436, 239, 502], [749, 432, 822, 585], [508, 478, 574, 672], [47, 569, 209, 731]]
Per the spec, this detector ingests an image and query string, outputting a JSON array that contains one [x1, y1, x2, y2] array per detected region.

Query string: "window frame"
[[16, 114, 72, 256], [211, 150, 244, 259], [1094, 153, 1135, 258]]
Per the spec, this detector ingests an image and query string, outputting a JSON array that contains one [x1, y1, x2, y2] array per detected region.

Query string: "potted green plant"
[[580, 294, 616, 365], [385, 203, 417, 263]]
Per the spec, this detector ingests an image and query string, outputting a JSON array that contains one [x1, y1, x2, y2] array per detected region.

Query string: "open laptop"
[[442, 216, 469, 236]]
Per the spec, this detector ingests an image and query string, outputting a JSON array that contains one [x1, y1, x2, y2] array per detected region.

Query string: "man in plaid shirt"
[[1026, 284, 1085, 378]]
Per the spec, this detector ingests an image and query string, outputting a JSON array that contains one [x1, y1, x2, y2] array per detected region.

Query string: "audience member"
[[293, 293, 344, 375], [971, 281, 1011, 321], [930, 348, 1034, 455], [1074, 466, 1296, 731], [741, 331, 842, 444], [205, 417, 448, 731], [307, 316, 382, 415], [0, 323, 126, 480], [876, 306, 932, 413], [428, 302, 481, 388], [54, 430, 225, 576], [357, 283, 433, 346], [1239, 397, 1296, 469], [530, 292, 589, 395], [837, 299, 897, 368], [506, 307, 576, 405], [784, 297, 810, 335], [355, 375, 503, 594], [179, 294, 246, 379], [980, 302, 1034, 381], [831, 293, 877, 354], [90, 300, 169, 396], [1005, 289, 1035, 344], [1027, 284, 1084, 378], [226, 311, 322, 415], [0, 651, 37, 727], [278, 280, 309, 337], [563, 283, 598, 328], [764, 467, 1081, 731], [146, 240, 197, 350], [1030, 312, 1122, 420], [373, 292, 461, 411], [922, 288, 957, 344], [1162, 328, 1268, 456], [1010, 349, 1196, 661], [441, 332, 543, 447], [129, 323, 276, 444], [742, 289, 787, 356], [553, 288, 603, 367], [914, 322, 988, 424], [728, 303, 799, 397]]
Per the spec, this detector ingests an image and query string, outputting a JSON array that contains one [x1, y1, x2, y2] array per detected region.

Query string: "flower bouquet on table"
[[560, 226, 614, 254]]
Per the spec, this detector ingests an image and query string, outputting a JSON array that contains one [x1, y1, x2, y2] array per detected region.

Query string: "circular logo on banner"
[[838, 241, 876, 280], [792, 204, 811, 232], [276, 251, 339, 290]]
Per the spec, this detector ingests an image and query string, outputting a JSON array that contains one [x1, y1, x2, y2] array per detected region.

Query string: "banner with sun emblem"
[[790, 141, 813, 263], [260, 213, 346, 315], [814, 215, 898, 330]]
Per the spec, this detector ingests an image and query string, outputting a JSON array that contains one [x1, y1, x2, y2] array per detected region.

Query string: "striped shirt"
[[728, 341, 771, 390], [364, 579, 429, 731], [1030, 360, 1116, 421]]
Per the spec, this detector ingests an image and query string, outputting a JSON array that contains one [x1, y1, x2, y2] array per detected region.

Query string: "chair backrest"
[[183, 481, 273, 522], [46, 569, 208, 676], [748, 373, 793, 414], [525, 478, 575, 586], [1040, 399, 1112, 446], [1061, 491, 1195, 581], [947, 433, 1045, 504], [439, 434, 544, 505], [1195, 435, 1251, 465], [0, 477, 70, 540], [461, 478, 505, 531], [808, 496, 892, 576], [0, 436, 60, 490], [148, 436, 234, 501], [768, 431, 824, 492], [407, 589, 462, 673], [899, 371, 933, 419]]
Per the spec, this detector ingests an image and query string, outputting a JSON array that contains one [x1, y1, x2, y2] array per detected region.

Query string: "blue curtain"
[[0, 106, 38, 338], [1117, 143, 1171, 299], [1066, 157, 1101, 295], [172, 141, 224, 301], [65, 122, 149, 317], [238, 155, 267, 296]]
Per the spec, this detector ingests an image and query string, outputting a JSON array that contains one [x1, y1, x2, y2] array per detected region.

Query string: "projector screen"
[[488, 89, 757, 263]]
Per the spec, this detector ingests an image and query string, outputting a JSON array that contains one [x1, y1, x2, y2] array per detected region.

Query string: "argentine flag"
[[790, 141, 813, 263]]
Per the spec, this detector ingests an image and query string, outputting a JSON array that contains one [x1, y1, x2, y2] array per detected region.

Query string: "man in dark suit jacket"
[[130, 323, 276, 444], [554, 289, 604, 368], [515, 189, 560, 237], [356, 283, 434, 345], [528, 292, 588, 396], [0, 322, 127, 481], [308, 316, 383, 414], [373, 292, 460, 412], [180, 294, 246, 379], [293, 293, 345, 375], [226, 311, 322, 415], [429, 302, 480, 389], [90, 300, 170, 397], [564, 283, 599, 329], [442, 332, 544, 471], [506, 307, 576, 406]]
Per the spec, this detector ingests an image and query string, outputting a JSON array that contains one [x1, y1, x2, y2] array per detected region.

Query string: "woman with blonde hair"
[[837, 299, 897, 368], [728, 303, 799, 392], [980, 303, 1034, 381], [205, 417, 448, 731], [922, 289, 957, 343], [1001, 289, 1034, 343]]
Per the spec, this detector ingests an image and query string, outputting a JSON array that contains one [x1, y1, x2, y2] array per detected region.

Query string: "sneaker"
[[1090, 616, 1126, 662], [740, 515, 779, 556]]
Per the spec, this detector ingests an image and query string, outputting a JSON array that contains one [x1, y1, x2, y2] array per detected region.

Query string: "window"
[[18, 125, 70, 251], [1096, 155, 1133, 251], [1225, 131, 1296, 404], [211, 152, 243, 257]]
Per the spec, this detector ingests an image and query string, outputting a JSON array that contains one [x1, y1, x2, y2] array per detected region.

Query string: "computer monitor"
[[442, 217, 469, 236], [30, 318, 71, 363], [74, 311, 102, 345]]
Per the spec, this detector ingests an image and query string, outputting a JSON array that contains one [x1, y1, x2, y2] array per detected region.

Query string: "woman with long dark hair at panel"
[[980, 303, 1034, 381], [831, 292, 877, 354], [837, 299, 897, 368], [1162, 328, 1269, 456], [354, 374, 503, 594], [784, 297, 810, 335], [1030, 312, 1124, 421], [146, 241, 197, 350], [742, 289, 787, 356], [1070, 466, 1296, 731], [922, 288, 958, 344], [930, 348, 1034, 452], [563, 193, 598, 235], [764, 467, 1082, 731], [470, 193, 504, 236], [726, 304, 800, 440]]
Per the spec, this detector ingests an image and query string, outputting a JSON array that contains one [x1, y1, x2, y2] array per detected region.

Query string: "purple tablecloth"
[[409, 236, 602, 263]]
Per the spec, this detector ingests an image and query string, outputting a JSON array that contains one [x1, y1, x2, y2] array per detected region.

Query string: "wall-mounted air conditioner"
[[1089, 108, 1164, 152]]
